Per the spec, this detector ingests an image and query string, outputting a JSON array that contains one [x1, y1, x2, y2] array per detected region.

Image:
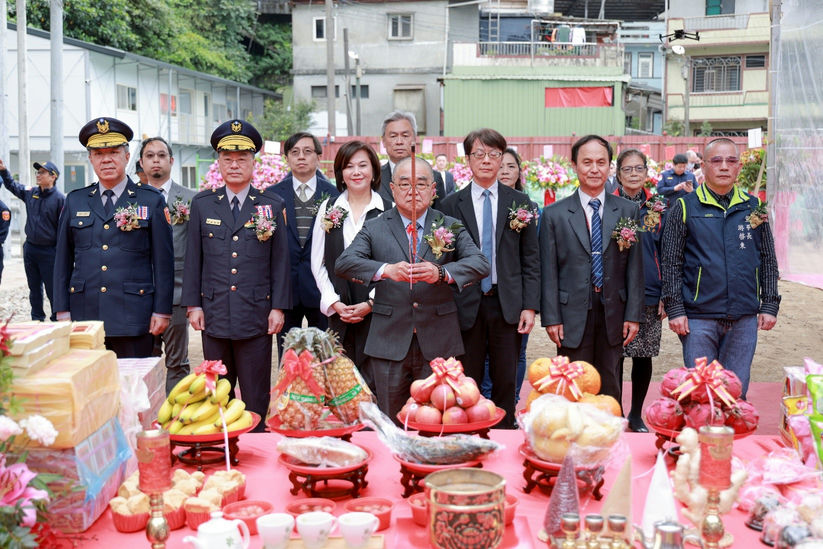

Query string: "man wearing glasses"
[[439, 129, 540, 428], [335, 156, 489, 420], [661, 137, 780, 399], [266, 132, 338, 359]]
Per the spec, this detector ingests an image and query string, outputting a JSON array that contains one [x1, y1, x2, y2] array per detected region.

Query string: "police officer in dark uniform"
[[182, 120, 291, 431], [1, 159, 66, 320], [0, 199, 10, 285], [54, 117, 174, 358], [657, 153, 697, 208]]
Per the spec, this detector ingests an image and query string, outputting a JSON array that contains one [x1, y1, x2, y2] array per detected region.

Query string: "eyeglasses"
[[470, 150, 503, 160], [394, 182, 431, 192], [619, 165, 647, 174], [708, 156, 739, 167], [288, 148, 317, 157]]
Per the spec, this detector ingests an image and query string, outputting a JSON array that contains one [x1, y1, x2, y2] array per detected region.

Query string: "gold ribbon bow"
[[671, 357, 736, 408], [535, 356, 584, 400], [194, 359, 227, 394], [273, 349, 325, 397]]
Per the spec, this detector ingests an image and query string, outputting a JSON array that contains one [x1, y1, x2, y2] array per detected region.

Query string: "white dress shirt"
[[292, 173, 317, 199], [156, 179, 172, 201], [470, 180, 499, 284], [578, 188, 606, 238], [311, 190, 386, 316]]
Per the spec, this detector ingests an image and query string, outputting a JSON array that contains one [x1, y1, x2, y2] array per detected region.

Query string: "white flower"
[[0, 415, 22, 441], [19, 415, 58, 446]]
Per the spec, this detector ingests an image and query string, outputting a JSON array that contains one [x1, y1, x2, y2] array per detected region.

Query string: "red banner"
[[544, 87, 613, 108]]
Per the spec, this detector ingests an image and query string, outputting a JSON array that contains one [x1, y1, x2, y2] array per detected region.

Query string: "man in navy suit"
[[266, 132, 339, 359], [183, 120, 291, 429], [434, 153, 456, 195], [54, 117, 174, 358]]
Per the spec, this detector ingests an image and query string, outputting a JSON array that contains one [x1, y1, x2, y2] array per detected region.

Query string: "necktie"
[[103, 189, 115, 217], [231, 196, 240, 223], [298, 183, 309, 202], [407, 222, 421, 263], [481, 189, 493, 293], [590, 198, 603, 289]]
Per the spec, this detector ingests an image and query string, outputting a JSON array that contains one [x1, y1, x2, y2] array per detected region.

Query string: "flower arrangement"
[[738, 148, 766, 193], [0, 320, 61, 547], [645, 158, 670, 190], [423, 218, 463, 259], [113, 204, 144, 231], [169, 198, 190, 225], [320, 205, 348, 232], [201, 153, 291, 192], [448, 159, 474, 191], [523, 156, 575, 192], [747, 202, 769, 229], [507, 201, 538, 232], [643, 194, 667, 229], [611, 217, 645, 251], [244, 205, 277, 241]]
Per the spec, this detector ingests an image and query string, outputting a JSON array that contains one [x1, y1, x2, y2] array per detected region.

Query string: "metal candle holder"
[[698, 425, 734, 548], [137, 429, 172, 548]]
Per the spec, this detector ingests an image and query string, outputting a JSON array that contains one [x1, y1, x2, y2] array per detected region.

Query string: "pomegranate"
[[442, 406, 469, 424], [644, 397, 685, 431], [431, 384, 456, 411], [725, 400, 759, 434], [683, 402, 724, 429], [660, 368, 690, 399]]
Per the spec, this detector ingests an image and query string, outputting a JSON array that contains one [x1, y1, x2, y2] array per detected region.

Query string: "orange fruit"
[[527, 357, 553, 388], [572, 361, 601, 396], [528, 357, 600, 402], [578, 393, 622, 416]]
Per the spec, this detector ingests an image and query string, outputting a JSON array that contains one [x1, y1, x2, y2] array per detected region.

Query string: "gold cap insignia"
[[231, 121, 242, 133], [97, 119, 110, 134]]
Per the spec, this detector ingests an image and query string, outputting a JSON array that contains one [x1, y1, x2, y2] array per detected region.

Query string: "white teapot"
[[183, 511, 250, 549]]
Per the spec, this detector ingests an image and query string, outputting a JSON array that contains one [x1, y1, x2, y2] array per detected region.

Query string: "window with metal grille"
[[706, 0, 735, 15], [746, 55, 766, 68], [692, 56, 741, 92], [638, 53, 653, 78], [624, 52, 632, 75], [388, 14, 413, 40]]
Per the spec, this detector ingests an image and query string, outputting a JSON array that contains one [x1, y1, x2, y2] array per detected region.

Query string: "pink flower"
[[0, 416, 22, 441], [0, 456, 49, 527], [434, 226, 454, 245], [620, 227, 635, 241]]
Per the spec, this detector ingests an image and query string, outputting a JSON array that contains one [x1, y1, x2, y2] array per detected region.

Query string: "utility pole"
[[17, 0, 30, 189], [354, 55, 362, 136], [343, 28, 353, 136], [324, 0, 336, 137], [0, 0, 8, 163], [767, 0, 780, 202], [51, 0, 64, 191], [682, 56, 691, 137]]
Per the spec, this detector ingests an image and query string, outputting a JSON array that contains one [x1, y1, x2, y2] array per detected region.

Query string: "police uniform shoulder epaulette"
[[192, 189, 217, 201], [136, 183, 162, 194]]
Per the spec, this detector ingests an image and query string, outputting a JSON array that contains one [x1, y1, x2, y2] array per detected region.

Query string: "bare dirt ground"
[[1, 257, 820, 382]]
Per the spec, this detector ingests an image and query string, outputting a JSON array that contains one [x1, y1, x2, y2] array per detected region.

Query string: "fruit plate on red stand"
[[643, 412, 757, 454], [392, 454, 483, 498], [518, 443, 605, 500], [163, 412, 261, 471], [397, 408, 505, 439], [167, 412, 261, 443], [267, 413, 365, 441], [278, 446, 373, 499]]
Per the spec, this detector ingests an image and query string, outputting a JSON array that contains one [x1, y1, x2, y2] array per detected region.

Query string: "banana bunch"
[[157, 374, 254, 435]]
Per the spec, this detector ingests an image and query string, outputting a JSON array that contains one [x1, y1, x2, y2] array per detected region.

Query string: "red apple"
[[442, 406, 468, 424], [410, 379, 434, 404], [465, 401, 492, 423], [414, 405, 442, 425], [478, 399, 498, 417], [454, 379, 481, 408], [398, 402, 419, 423], [430, 385, 456, 411]]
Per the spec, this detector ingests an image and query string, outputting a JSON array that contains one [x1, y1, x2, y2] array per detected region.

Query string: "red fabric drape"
[[544, 86, 613, 108]]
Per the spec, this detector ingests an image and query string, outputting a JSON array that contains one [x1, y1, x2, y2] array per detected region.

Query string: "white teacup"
[[338, 512, 379, 549], [296, 511, 337, 549], [256, 513, 294, 549]]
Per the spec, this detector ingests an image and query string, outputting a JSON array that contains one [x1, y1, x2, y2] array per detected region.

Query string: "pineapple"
[[270, 328, 327, 430], [296, 327, 375, 425]]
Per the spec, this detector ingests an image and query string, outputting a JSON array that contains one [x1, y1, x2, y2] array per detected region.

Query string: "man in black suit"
[[54, 117, 174, 358], [182, 120, 291, 430], [539, 135, 644, 403], [439, 129, 540, 427], [335, 156, 489, 419], [377, 111, 446, 206], [434, 153, 456, 195], [266, 132, 339, 359]]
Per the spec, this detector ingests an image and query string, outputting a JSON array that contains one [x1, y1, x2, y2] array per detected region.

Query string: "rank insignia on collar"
[[218, 194, 225, 201], [231, 120, 242, 133], [249, 195, 256, 201], [97, 119, 110, 134], [90, 188, 98, 195], [127, 189, 135, 196]]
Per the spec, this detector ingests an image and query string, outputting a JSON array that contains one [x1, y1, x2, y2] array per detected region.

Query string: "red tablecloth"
[[85, 430, 783, 548]]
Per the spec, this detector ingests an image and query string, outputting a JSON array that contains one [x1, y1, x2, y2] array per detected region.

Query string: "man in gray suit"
[[140, 137, 197, 394], [335, 157, 489, 419], [539, 135, 644, 404]]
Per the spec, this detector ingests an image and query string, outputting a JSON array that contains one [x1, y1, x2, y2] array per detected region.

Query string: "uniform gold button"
[[102, 244, 109, 250], [104, 224, 110, 230], [208, 232, 214, 238], [231, 252, 238, 258], [230, 285, 237, 291], [70, 287, 75, 293], [233, 235, 239, 241], [101, 287, 107, 293], [101, 265, 107, 271], [78, 221, 83, 226], [139, 289, 144, 295], [231, 268, 237, 274]]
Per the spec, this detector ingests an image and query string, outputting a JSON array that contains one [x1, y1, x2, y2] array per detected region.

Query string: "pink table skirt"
[[84, 430, 783, 548]]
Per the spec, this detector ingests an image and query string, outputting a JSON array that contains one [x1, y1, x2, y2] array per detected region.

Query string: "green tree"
[[252, 99, 314, 142], [663, 119, 684, 137], [698, 120, 713, 137], [246, 22, 293, 90]]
